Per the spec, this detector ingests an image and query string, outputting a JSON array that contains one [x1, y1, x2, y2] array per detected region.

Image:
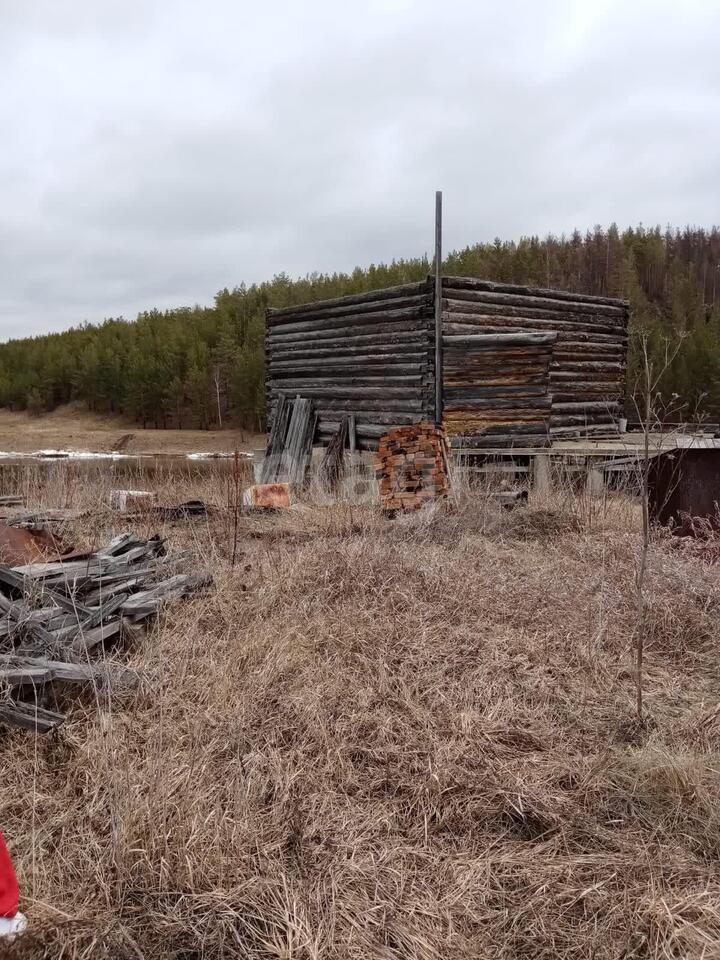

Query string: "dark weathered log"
[[267, 325, 427, 349], [268, 386, 422, 401], [0, 701, 65, 732], [444, 397, 552, 411], [553, 401, 622, 413], [552, 390, 624, 402], [268, 341, 429, 363], [443, 321, 625, 346], [549, 424, 621, 437], [309, 398, 424, 412], [443, 362, 551, 377], [315, 410, 419, 426], [268, 305, 430, 338], [553, 340, 625, 354], [443, 305, 626, 337], [270, 365, 428, 382], [317, 421, 398, 437], [553, 351, 625, 364], [552, 360, 623, 373], [268, 281, 430, 319], [268, 374, 426, 390], [550, 372, 623, 385], [269, 351, 427, 370], [443, 332, 557, 349], [441, 280, 627, 316], [444, 384, 548, 400]]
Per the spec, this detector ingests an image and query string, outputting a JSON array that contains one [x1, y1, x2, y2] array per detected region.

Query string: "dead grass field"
[[2, 471, 720, 959], [0, 404, 262, 455]]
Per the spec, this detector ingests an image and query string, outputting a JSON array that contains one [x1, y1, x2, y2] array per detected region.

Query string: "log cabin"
[[266, 276, 629, 451]]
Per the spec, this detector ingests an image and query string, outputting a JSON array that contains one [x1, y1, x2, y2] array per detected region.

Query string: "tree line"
[[1, 224, 719, 429]]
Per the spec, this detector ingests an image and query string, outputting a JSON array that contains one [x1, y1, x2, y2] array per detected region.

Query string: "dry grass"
[[0, 403, 262, 455], [2, 466, 720, 958]]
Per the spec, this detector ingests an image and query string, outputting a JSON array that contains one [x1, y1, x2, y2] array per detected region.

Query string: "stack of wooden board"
[[375, 422, 450, 512], [0, 532, 212, 733], [260, 394, 317, 486]]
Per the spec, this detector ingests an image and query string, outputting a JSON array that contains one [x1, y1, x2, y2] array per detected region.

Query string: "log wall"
[[442, 277, 629, 443], [442, 332, 556, 448], [266, 280, 435, 451], [266, 276, 629, 450]]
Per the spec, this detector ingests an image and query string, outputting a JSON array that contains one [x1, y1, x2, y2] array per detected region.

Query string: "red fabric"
[[0, 833, 19, 918]]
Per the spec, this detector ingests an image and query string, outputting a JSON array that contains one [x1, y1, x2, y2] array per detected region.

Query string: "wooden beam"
[[441, 276, 629, 311], [267, 281, 430, 319], [434, 191, 443, 425]]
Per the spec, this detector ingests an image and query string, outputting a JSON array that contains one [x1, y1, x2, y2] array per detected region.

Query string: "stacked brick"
[[375, 422, 450, 512]]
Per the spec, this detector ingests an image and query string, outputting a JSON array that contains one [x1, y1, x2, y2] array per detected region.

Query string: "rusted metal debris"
[[243, 483, 292, 509], [0, 532, 212, 733], [648, 449, 720, 533], [0, 523, 69, 566]]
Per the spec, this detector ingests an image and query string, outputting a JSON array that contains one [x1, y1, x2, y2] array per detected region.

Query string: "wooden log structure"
[[442, 332, 556, 448], [441, 278, 629, 442], [267, 280, 435, 451], [266, 276, 629, 450]]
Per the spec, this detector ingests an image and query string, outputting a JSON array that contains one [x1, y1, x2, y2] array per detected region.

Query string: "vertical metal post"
[[434, 190, 443, 426]]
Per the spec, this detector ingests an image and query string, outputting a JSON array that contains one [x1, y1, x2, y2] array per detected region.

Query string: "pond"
[[0, 453, 255, 508]]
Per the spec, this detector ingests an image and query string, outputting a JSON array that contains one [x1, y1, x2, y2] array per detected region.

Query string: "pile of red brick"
[[375, 422, 451, 512]]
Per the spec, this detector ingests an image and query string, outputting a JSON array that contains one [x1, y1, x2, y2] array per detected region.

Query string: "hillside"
[[1, 226, 720, 431]]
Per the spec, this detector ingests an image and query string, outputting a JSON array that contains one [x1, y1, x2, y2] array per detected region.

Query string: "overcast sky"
[[1, 0, 718, 339]]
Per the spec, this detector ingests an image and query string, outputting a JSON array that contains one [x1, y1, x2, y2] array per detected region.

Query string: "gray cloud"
[[1, 0, 719, 337]]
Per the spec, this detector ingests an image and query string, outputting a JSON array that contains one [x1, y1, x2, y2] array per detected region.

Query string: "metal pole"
[[434, 190, 443, 425]]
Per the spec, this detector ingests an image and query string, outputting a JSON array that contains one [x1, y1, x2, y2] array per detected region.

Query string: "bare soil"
[[0, 404, 263, 455]]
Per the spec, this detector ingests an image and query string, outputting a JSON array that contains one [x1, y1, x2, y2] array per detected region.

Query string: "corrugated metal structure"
[[266, 277, 629, 451]]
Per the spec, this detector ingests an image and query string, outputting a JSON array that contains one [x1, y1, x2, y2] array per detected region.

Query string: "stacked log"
[[442, 332, 556, 448], [441, 277, 628, 440], [266, 281, 435, 451], [374, 422, 450, 512], [265, 275, 629, 452]]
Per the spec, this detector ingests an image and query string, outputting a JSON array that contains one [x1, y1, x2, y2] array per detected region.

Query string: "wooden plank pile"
[[375, 422, 450, 512], [260, 394, 317, 486], [0, 533, 212, 733]]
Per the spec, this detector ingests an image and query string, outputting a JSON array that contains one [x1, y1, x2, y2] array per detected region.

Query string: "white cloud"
[[0, 0, 718, 336]]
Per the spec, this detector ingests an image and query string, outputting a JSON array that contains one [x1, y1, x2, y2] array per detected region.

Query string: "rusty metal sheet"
[[648, 449, 720, 531], [243, 483, 292, 509], [0, 524, 68, 565]]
